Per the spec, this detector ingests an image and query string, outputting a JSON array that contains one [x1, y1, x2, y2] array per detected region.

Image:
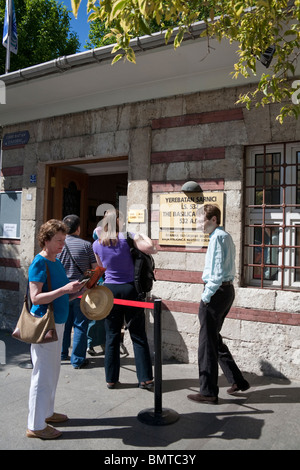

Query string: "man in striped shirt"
[[58, 214, 97, 369]]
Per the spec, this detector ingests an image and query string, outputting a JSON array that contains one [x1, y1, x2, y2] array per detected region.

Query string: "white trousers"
[[27, 323, 65, 431]]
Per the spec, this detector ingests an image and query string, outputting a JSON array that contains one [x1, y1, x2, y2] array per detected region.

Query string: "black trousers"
[[198, 284, 246, 397], [104, 282, 153, 384]]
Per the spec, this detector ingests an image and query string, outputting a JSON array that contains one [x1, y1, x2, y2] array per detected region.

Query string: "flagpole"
[[5, 0, 12, 74]]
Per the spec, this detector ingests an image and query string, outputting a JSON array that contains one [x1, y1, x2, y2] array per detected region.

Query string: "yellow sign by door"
[[128, 209, 145, 223]]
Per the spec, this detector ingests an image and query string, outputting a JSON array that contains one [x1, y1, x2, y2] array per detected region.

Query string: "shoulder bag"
[[11, 263, 58, 344]]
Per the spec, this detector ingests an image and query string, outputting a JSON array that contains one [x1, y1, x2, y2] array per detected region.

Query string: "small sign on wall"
[[128, 209, 145, 223], [2, 131, 30, 149], [3, 223, 17, 238], [0, 191, 22, 239]]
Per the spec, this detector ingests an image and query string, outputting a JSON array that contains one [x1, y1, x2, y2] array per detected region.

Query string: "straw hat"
[[80, 286, 114, 321]]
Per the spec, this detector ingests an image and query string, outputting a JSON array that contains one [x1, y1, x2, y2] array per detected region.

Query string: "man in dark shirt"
[[58, 214, 97, 369]]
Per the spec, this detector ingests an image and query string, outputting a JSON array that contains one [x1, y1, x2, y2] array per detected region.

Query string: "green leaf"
[[284, 29, 298, 36], [71, 0, 82, 18], [88, 12, 98, 21], [112, 53, 124, 64], [126, 48, 136, 63], [138, 0, 148, 17], [235, 4, 244, 17], [112, 44, 122, 53], [165, 27, 173, 44], [111, 0, 127, 20], [139, 16, 151, 35], [174, 29, 184, 49]]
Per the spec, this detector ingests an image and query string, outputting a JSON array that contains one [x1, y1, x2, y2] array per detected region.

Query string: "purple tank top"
[[93, 233, 134, 284]]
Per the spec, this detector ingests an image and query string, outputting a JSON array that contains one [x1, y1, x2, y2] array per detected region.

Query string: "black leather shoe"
[[107, 383, 116, 389], [227, 381, 250, 395], [139, 381, 154, 390], [187, 393, 218, 404]]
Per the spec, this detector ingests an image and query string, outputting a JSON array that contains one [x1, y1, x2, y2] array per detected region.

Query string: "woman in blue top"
[[26, 220, 83, 440]]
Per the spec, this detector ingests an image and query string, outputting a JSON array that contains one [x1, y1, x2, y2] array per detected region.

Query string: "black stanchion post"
[[137, 298, 179, 426], [154, 298, 162, 415]]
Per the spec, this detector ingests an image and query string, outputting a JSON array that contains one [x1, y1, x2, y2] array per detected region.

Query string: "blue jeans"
[[61, 298, 89, 368], [104, 282, 153, 384], [87, 319, 106, 348]]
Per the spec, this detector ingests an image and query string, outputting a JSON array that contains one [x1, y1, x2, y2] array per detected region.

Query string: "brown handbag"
[[12, 264, 58, 344]]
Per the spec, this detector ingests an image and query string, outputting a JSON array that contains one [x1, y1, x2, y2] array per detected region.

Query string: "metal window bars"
[[244, 143, 300, 290]]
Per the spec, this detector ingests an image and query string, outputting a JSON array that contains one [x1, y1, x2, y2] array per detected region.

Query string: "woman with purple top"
[[93, 209, 155, 389]]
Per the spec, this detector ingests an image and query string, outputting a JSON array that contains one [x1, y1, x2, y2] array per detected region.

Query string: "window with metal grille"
[[244, 143, 300, 290]]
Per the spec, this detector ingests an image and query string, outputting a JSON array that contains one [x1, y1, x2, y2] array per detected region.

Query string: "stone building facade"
[[0, 33, 299, 380]]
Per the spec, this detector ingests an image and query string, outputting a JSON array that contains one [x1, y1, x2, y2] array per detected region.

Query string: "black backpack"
[[126, 233, 156, 299]]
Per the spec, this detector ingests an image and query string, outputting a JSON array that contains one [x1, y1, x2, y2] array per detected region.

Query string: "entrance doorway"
[[45, 157, 128, 241]]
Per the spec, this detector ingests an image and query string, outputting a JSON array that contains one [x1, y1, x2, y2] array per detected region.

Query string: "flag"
[[2, 0, 18, 55]]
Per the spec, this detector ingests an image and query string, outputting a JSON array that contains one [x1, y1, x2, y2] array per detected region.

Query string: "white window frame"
[[244, 143, 300, 290]]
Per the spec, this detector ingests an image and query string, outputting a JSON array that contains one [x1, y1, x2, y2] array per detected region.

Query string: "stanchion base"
[[137, 408, 179, 426]]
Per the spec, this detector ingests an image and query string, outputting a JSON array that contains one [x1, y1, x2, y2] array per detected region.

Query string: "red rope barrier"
[[78, 293, 154, 309], [113, 298, 154, 309]]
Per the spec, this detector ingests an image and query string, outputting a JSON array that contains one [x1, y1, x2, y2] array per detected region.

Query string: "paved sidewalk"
[[1, 329, 300, 452]]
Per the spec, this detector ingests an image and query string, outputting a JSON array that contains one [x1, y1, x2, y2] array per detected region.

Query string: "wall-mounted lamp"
[[181, 181, 202, 192], [258, 45, 275, 68]]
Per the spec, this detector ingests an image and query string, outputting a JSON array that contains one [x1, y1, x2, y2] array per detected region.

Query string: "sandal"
[[46, 412, 68, 423], [26, 425, 62, 440], [139, 380, 154, 390]]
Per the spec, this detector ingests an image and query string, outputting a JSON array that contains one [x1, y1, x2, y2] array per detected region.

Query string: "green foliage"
[[75, 0, 300, 122], [85, 17, 115, 49], [0, 0, 80, 74], [86, 0, 216, 60]]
